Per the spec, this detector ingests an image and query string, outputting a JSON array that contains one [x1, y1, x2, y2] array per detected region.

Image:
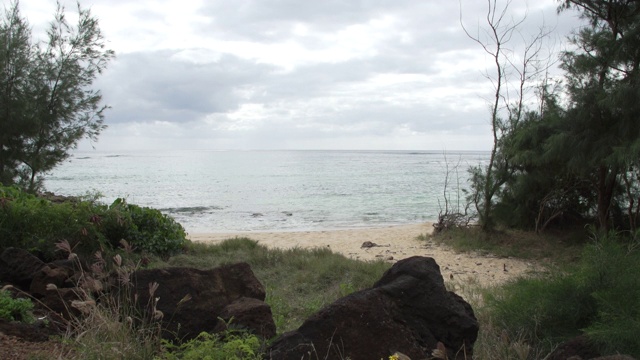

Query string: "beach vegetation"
[[0, 288, 35, 323], [460, 0, 555, 232], [160, 327, 264, 360], [457, 0, 640, 235], [483, 230, 640, 357], [0, 1, 114, 192], [51, 238, 165, 360], [0, 185, 186, 260]]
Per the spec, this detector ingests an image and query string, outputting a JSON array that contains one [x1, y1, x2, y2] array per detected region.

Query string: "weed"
[[0, 288, 34, 323], [161, 322, 264, 360]]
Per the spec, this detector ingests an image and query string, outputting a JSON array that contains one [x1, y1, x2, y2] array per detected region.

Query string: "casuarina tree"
[[0, 1, 114, 191]]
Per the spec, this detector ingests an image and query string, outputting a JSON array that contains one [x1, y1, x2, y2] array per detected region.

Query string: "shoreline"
[[189, 222, 539, 286]]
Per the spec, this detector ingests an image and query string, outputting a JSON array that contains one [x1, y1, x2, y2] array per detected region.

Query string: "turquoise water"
[[45, 150, 489, 233]]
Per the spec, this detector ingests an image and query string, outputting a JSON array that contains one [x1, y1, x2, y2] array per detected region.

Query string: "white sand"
[[189, 223, 539, 286]]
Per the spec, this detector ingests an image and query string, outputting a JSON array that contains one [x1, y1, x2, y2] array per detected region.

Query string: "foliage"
[[0, 289, 34, 323], [0, 1, 114, 192], [161, 329, 263, 360], [486, 231, 640, 357], [478, 0, 640, 233], [104, 198, 188, 257], [0, 186, 187, 259]]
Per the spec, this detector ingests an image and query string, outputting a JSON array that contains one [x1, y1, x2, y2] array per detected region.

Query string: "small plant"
[[338, 282, 356, 297], [161, 326, 264, 360], [0, 288, 35, 323]]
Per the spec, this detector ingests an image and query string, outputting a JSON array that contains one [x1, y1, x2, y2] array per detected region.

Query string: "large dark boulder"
[[0, 248, 45, 289], [267, 256, 478, 360], [131, 262, 275, 341]]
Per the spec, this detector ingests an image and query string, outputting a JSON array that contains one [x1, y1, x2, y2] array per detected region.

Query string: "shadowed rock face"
[[0, 248, 45, 289], [131, 263, 276, 341], [267, 256, 479, 360]]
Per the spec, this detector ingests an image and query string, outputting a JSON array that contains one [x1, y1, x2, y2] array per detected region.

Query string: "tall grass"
[[483, 231, 640, 358], [52, 240, 165, 360]]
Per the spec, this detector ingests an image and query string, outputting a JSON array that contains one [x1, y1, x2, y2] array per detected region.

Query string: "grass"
[[162, 237, 391, 334], [425, 225, 586, 264]]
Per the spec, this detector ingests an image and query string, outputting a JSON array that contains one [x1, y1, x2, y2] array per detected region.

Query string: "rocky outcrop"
[[1, 247, 276, 343], [267, 256, 478, 360], [0, 248, 45, 289], [131, 263, 276, 341]]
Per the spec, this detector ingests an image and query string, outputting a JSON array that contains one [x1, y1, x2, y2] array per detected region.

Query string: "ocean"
[[45, 150, 489, 233]]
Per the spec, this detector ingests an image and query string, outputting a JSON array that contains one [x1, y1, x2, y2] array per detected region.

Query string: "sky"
[[19, 0, 582, 151]]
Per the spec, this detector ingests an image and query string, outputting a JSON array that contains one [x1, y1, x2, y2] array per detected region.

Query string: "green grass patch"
[[162, 237, 391, 334], [426, 226, 584, 263], [484, 232, 640, 357]]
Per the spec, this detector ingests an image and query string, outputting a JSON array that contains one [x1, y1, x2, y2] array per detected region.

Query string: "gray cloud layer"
[[24, 0, 582, 150]]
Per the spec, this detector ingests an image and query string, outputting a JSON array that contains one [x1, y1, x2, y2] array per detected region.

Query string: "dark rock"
[[0, 319, 61, 342], [40, 287, 82, 319], [361, 241, 377, 248], [30, 265, 72, 298], [267, 256, 478, 360], [213, 297, 276, 339], [131, 262, 274, 341], [0, 248, 45, 289]]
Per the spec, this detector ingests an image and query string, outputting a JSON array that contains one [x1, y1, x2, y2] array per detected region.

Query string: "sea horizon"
[[46, 149, 489, 233]]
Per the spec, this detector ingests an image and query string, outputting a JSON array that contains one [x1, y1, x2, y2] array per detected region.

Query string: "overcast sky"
[[19, 0, 582, 151]]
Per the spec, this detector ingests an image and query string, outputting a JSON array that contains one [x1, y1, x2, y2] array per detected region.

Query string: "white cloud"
[[21, 0, 583, 151]]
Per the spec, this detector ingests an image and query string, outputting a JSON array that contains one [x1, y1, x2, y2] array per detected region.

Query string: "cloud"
[[23, 0, 584, 151]]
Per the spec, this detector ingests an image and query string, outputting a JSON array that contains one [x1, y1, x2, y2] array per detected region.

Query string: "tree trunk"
[[596, 165, 617, 231]]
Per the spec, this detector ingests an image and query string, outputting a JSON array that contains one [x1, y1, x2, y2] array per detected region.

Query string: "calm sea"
[[45, 150, 489, 233]]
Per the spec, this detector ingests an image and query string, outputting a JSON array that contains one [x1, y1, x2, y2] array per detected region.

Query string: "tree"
[[553, 0, 640, 230], [0, 1, 114, 192], [460, 0, 554, 230], [485, 0, 640, 233]]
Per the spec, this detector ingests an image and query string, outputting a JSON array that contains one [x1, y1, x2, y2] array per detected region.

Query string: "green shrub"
[[487, 232, 640, 357], [579, 235, 640, 356], [0, 186, 187, 259], [0, 186, 106, 259], [161, 329, 263, 360], [0, 290, 34, 323], [102, 198, 187, 257]]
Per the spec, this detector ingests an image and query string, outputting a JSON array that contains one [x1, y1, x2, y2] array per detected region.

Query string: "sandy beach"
[[189, 222, 539, 286]]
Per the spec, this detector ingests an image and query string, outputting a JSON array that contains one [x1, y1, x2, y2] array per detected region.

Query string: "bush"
[[0, 186, 187, 259], [161, 329, 263, 360], [487, 232, 640, 357], [0, 290, 34, 323], [102, 198, 187, 257]]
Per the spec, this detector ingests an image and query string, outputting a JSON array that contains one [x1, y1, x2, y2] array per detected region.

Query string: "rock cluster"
[[2, 248, 482, 359]]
